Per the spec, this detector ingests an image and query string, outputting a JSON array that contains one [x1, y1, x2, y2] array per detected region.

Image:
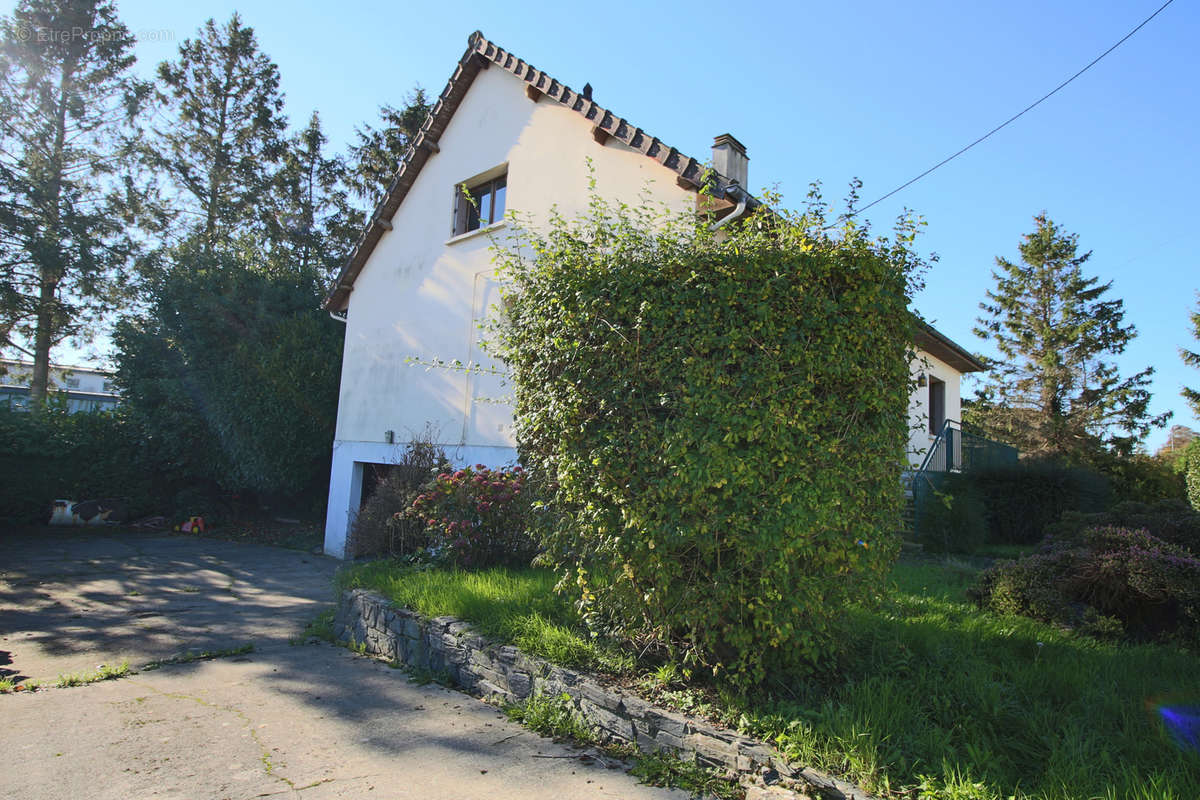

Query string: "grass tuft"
[[291, 608, 336, 645], [142, 643, 253, 671], [55, 661, 129, 688]]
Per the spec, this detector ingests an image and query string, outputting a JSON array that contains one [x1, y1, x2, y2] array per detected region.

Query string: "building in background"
[[0, 359, 121, 413]]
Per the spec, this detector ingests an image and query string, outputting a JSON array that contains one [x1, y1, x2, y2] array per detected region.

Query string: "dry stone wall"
[[335, 588, 878, 800]]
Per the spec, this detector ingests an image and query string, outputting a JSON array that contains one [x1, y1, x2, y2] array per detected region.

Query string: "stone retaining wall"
[[335, 588, 878, 800]]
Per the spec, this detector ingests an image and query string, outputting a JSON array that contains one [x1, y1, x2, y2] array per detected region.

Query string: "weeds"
[[142, 644, 253, 671], [505, 692, 596, 742], [631, 752, 743, 800], [290, 608, 335, 644], [55, 661, 129, 687]]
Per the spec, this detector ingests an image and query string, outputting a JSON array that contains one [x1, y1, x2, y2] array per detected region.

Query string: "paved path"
[[0, 530, 686, 800]]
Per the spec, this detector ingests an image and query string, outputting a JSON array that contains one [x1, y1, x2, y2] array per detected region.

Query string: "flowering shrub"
[[970, 525, 1200, 643], [1047, 499, 1200, 553], [405, 465, 537, 568]]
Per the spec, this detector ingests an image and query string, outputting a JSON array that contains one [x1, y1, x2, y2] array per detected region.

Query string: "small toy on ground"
[[175, 516, 206, 534], [49, 499, 128, 526]]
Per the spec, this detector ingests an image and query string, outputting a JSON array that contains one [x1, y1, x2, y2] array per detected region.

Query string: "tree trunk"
[[29, 60, 73, 406]]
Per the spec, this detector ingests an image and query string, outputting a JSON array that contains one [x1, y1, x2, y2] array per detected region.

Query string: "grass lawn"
[[336, 558, 1200, 800]]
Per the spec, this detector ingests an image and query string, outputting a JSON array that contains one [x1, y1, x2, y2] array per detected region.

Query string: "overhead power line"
[[854, 0, 1176, 217]]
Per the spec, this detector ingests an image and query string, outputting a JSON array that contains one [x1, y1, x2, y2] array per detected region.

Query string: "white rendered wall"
[[906, 349, 963, 468], [324, 65, 695, 557]]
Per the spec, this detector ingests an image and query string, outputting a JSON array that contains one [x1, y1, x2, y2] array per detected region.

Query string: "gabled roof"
[[325, 30, 740, 312], [914, 321, 986, 373]]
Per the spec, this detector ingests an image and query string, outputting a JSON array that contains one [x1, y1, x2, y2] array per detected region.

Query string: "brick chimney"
[[712, 133, 748, 187]]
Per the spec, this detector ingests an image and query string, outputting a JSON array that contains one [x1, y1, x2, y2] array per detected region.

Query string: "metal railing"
[[908, 420, 1018, 538]]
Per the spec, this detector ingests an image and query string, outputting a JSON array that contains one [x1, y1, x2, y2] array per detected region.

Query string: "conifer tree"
[[1182, 296, 1200, 417], [345, 87, 431, 204], [973, 213, 1168, 458], [0, 0, 148, 403], [152, 13, 286, 251], [271, 111, 358, 285]]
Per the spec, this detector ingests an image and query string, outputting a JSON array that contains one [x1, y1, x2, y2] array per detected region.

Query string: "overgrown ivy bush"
[[405, 465, 537, 567], [970, 526, 1200, 643], [489, 184, 925, 687]]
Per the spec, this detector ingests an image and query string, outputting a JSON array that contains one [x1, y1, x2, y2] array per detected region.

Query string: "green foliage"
[[1182, 295, 1200, 417], [152, 13, 286, 249], [971, 526, 1200, 644], [0, 402, 155, 523], [629, 752, 743, 800], [333, 564, 632, 674], [291, 608, 335, 644], [972, 213, 1168, 460], [0, 0, 148, 401], [1188, 439, 1200, 512], [345, 88, 433, 204], [1047, 499, 1200, 553], [113, 243, 342, 501], [504, 691, 595, 743], [491, 185, 923, 687], [914, 474, 987, 555], [55, 660, 129, 688], [347, 433, 450, 558], [968, 459, 1109, 544], [406, 464, 537, 568], [341, 559, 1200, 799], [1091, 451, 1187, 504]]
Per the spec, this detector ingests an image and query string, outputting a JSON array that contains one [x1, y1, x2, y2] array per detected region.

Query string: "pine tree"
[[973, 213, 1169, 458], [1182, 295, 1200, 417], [152, 13, 286, 251], [270, 111, 359, 285], [0, 0, 148, 403], [345, 87, 431, 204]]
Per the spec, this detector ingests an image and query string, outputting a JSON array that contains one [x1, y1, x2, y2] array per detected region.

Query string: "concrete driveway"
[[0, 529, 688, 800]]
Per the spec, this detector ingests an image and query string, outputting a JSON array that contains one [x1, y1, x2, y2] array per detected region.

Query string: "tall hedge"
[[492, 192, 923, 686], [0, 403, 155, 524]]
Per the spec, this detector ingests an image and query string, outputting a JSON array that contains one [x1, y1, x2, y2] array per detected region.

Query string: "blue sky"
[[12, 0, 1198, 450]]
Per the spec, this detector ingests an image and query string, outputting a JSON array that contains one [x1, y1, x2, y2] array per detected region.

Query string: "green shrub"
[[1047, 499, 1200, 554], [0, 403, 155, 524], [1091, 451, 1186, 504], [970, 459, 1109, 544], [915, 474, 987, 554], [970, 526, 1200, 643], [1188, 440, 1200, 512], [347, 435, 450, 558], [406, 465, 537, 568], [491, 188, 923, 687]]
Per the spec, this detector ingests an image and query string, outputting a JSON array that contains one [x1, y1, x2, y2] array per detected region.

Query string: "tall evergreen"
[[152, 13, 286, 251], [973, 213, 1168, 458], [271, 111, 359, 285], [345, 87, 431, 204], [0, 0, 148, 403], [1182, 296, 1200, 417]]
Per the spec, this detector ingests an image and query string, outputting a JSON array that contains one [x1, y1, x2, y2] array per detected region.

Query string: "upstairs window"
[[452, 172, 506, 236]]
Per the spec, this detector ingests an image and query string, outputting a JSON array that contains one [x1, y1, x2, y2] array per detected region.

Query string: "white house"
[[321, 31, 984, 558], [0, 358, 121, 413]]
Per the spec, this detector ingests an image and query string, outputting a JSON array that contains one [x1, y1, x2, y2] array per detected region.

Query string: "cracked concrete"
[[0, 529, 687, 799]]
